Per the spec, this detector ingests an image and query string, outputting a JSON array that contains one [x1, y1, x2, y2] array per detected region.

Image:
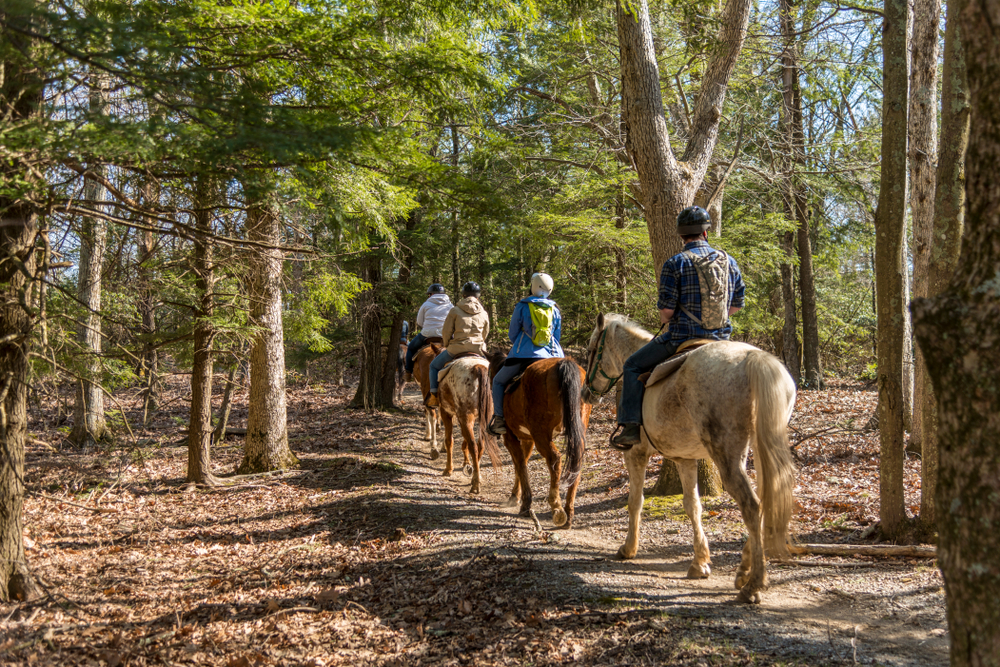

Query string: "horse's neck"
[[609, 325, 652, 374]]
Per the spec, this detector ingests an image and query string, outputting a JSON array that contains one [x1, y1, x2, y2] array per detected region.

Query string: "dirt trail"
[[396, 387, 948, 667]]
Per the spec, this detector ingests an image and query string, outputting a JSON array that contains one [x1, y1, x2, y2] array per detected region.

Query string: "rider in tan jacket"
[[427, 282, 489, 406]]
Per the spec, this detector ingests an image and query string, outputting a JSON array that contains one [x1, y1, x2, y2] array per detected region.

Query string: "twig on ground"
[[33, 492, 118, 514], [268, 606, 321, 618]]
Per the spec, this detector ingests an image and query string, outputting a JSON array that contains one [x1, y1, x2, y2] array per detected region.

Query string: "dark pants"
[[492, 358, 540, 418], [618, 338, 679, 425], [404, 332, 427, 373]]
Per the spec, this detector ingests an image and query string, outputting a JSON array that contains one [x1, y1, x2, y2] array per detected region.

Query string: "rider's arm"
[[657, 258, 680, 314], [508, 303, 522, 343], [728, 306, 742, 316], [441, 309, 456, 343], [659, 308, 674, 325], [553, 307, 562, 343], [729, 258, 746, 319], [415, 302, 428, 330]]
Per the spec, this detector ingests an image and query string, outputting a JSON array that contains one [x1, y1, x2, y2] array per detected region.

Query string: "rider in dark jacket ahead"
[[611, 206, 745, 450], [487, 273, 563, 436]]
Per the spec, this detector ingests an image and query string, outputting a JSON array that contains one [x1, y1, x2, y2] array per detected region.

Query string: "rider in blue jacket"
[[487, 273, 563, 436]]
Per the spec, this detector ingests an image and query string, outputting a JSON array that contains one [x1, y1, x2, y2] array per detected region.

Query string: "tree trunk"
[[650, 458, 721, 497], [911, 0, 999, 659], [614, 194, 627, 308], [0, 7, 43, 600], [450, 124, 461, 296], [616, 0, 753, 273], [780, 232, 800, 384], [187, 178, 220, 485], [351, 254, 386, 409], [239, 201, 298, 473], [137, 189, 160, 428], [916, 0, 967, 536], [874, 0, 911, 540], [213, 363, 239, 444], [69, 74, 108, 446]]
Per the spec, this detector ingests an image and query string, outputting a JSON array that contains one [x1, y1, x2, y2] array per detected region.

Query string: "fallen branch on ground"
[[33, 492, 118, 514], [789, 543, 936, 558]]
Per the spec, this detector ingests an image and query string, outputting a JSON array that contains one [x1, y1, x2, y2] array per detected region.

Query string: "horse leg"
[[442, 414, 454, 477], [618, 444, 653, 560], [515, 438, 534, 517], [535, 436, 567, 527], [500, 432, 521, 508], [560, 473, 582, 530], [717, 460, 766, 603], [677, 459, 712, 579], [458, 414, 480, 494], [426, 407, 440, 460]]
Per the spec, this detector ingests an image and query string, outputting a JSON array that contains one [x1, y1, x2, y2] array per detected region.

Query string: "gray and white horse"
[[584, 313, 796, 603]]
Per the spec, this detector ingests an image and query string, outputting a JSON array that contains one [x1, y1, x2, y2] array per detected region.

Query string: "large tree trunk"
[[616, 0, 752, 272], [912, 0, 998, 660], [874, 0, 911, 540], [0, 7, 43, 601], [69, 75, 109, 447], [239, 201, 298, 473], [917, 0, 967, 535], [351, 255, 387, 409], [187, 178, 220, 485], [778, 0, 822, 389], [779, 232, 800, 384], [137, 188, 160, 428], [650, 458, 721, 497]]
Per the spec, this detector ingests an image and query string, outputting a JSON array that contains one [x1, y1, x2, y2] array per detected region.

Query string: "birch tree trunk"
[[187, 178, 220, 485], [912, 0, 1000, 659], [917, 0, 967, 535], [0, 6, 43, 600], [906, 0, 941, 454], [69, 75, 108, 446], [874, 0, 911, 540], [239, 201, 298, 473]]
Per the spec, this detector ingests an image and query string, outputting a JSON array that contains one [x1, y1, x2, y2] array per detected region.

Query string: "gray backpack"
[[679, 250, 731, 330]]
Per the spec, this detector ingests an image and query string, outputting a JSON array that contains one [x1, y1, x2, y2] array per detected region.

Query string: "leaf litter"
[[0, 373, 946, 666]]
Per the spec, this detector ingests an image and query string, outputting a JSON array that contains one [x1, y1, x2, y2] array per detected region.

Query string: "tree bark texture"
[[650, 458, 721, 497], [918, 0, 968, 534], [912, 0, 1000, 660], [874, 0, 910, 539], [0, 6, 43, 600], [187, 180, 219, 484], [69, 77, 109, 447], [239, 202, 297, 473], [138, 200, 160, 427], [780, 231, 801, 384], [213, 363, 239, 445], [778, 0, 822, 389], [616, 0, 752, 274], [350, 254, 386, 410]]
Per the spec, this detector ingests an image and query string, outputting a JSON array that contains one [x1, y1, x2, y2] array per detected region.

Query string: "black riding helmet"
[[461, 281, 481, 298], [677, 206, 712, 235], [427, 283, 446, 295]]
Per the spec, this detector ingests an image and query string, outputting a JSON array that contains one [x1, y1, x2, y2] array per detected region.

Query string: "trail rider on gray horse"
[[610, 206, 746, 449]]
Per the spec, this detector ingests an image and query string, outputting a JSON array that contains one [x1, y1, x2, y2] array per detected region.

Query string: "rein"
[[585, 327, 622, 397]]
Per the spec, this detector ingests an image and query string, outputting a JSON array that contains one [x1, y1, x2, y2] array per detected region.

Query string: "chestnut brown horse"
[[487, 354, 594, 528], [413, 341, 444, 459]]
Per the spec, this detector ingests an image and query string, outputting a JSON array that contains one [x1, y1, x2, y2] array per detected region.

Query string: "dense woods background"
[[2, 0, 998, 663]]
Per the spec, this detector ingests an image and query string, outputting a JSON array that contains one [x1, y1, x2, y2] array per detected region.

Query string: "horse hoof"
[[470, 485, 481, 495], [686, 562, 711, 579], [616, 545, 636, 560], [464, 464, 473, 477], [737, 586, 762, 604], [552, 508, 568, 527], [519, 508, 532, 518], [429, 449, 440, 461], [442, 468, 452, 477], [734, 569, 751, 589]]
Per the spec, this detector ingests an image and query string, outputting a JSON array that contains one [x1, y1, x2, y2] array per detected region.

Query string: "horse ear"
[[597, 312, 605, 330]]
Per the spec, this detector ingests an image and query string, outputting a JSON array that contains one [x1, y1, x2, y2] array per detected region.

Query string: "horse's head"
[[487, 349, 507, 380]]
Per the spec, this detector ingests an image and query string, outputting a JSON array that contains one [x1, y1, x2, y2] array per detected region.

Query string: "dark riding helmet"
[[461, 281, 481, 298], [676, 206, 712, 235], [427, 283, 446, 295]]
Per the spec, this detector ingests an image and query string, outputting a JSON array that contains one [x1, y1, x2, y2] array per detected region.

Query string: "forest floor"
[[1, 372, 947, 666]]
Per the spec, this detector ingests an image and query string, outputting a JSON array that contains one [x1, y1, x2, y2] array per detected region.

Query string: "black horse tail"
[[476, 364, 503, 472], [556, 358, 587, 491]]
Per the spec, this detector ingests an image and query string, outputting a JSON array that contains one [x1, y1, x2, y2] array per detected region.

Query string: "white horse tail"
[[475, 363, 503, 472], [746, 350, 796, 558]]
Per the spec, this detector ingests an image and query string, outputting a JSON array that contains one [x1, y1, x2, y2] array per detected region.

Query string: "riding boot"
[[610, 423, 641, 450], [403, 372, 414, 383], [487, 416, 507, 436], [425, 393, 439, 408]]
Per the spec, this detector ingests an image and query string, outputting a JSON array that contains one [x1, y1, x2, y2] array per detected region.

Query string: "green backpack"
[[527, 302, 555, 347]]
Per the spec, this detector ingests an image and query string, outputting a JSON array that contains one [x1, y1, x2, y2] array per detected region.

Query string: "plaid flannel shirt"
[[657, 240, 746, 345]]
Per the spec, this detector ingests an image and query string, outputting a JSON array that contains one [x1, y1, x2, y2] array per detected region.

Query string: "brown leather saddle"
[[638, 339, 716, 387], [424, 336, 444, 345], [438, 351, 488, 383]]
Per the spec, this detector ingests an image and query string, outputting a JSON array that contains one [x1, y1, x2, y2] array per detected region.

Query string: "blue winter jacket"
[[508, 296, 564, 359]]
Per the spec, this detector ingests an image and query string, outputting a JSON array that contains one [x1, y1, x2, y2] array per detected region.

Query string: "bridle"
[[585, 326, 622, 397]]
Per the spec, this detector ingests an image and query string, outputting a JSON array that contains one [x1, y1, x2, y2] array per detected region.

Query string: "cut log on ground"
[[789, 543, 936, 558]]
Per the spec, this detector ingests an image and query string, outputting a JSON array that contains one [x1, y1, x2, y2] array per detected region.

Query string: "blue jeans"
[[618, 337, 679, 425], [491, 360, 538, 418], [404, 332, 427, 373], [429, 349, 453, 393]]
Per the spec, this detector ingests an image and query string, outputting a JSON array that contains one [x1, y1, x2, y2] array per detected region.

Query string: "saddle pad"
[[643, 340, 717, 388], [438, 356, 488, 384], [505, 372, 526, 396]]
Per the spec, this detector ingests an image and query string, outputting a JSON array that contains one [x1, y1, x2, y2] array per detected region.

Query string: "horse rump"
[[556, 358, 586, 491]]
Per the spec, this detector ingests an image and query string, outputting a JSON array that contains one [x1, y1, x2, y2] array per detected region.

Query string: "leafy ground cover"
[[1, 374, 945, 666]]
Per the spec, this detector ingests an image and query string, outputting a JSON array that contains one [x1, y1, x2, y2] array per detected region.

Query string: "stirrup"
[[425, 393, 439, 408], [487, 416, 507, 436], [609, 423, 641, 451]]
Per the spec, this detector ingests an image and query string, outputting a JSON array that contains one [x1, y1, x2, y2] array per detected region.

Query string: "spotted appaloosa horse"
[[413, 341, 444, 459], [487, 354, 594, 528], [583, 313, 796, 603], [436, 357, 502, 494]]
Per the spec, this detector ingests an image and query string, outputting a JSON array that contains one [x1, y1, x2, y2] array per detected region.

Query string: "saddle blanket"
[[438, 355, 488, 384], [641, 339, 717, 388]]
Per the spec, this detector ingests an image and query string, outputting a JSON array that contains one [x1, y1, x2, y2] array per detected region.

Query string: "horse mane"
[[592, 313, 653, 348]]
